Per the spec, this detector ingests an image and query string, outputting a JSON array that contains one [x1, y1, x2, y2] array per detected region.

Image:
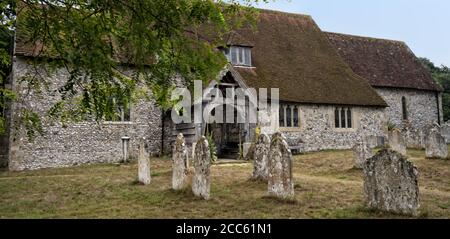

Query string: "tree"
[[0, 0, 15, 135], [0, 0, 272, 137], [419, 57, 450, 122]]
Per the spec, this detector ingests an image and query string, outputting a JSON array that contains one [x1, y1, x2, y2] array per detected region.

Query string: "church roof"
[[14, 8, 391, 107], [229, 10, 387, 107], [326, 32, 442, 92]]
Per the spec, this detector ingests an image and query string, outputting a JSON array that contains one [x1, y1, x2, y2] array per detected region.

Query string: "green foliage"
[[387, 121, 396, 131], [21, 109, 43, 139], [0, 0, 15, 135], [419, 58, 450, 121], [14, 0, 266, 124], [206, 133, 218, 163]]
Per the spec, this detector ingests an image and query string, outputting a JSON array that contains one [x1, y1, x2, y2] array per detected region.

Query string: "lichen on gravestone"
[[363, 149, 420, 216], [268, 132, 294, 200], [192, 136, 211, 200], [172, 133, 189, 190], [138, 138, 151, 185], [425, 127, 448, 159], [253, 133, 271, 181]]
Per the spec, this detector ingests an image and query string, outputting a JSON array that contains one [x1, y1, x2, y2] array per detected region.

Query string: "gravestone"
[[388, 129, 407, 156], [425, 128, 448, 159], [192, 136, 211, 200], [172, 133, 189, 190], [363, 149, 420, 216], [253, 134, 271, 181], [268, 132, 294, 199], [138, 138, 151, 185], [441, 121, 450, 144], [352, 140, 374, 169]]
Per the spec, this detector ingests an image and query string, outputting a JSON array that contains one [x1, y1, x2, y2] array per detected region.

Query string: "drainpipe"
[[436, 92, 441, 125]]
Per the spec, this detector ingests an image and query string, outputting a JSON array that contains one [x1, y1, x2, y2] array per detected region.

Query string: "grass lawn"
[[0, 149, 449, 219]]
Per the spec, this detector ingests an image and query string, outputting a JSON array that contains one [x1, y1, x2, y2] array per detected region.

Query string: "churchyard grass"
[[0, 149, 448, 218]]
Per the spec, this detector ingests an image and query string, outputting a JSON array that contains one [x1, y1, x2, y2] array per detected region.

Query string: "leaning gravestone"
[[425, 128, 448, 159], [352, 140, 374, 169], [268, 132, 294, 200], [363, 149, 420, 216], [172, 133, 189, 190], [192, 136, 211, 200], [253, 134, 271, 181], [138, 138, 151, 185], [388, 129, 407, 156]]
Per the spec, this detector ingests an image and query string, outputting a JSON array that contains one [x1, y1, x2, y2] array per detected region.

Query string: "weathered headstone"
[[425, 128, 448, 159], [388, 129, 407, 156], [253, 134, 271, 181], [403, 126, 425, 149], [268, 132, 294, 199], [363, 149, 420, 216], [138, 138, 151, 185], [192, 136, 211, 200], [172, 134, 189, 190], [352, 140, 374, 169], [441, 121, 450, 144]]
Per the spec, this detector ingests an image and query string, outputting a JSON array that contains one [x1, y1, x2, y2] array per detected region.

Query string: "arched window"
[[402, 97, 408, 120]]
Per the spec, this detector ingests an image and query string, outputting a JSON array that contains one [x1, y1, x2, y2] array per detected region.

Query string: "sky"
[[249, 0, 450, 66]]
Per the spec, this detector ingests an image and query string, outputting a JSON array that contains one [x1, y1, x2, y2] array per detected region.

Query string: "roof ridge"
[[258, 8, 313, 19], [325, 31, 406, 45]]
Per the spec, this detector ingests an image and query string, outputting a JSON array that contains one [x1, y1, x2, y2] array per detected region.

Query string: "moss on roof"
[[230, 10, 387, 107], [326, 32, 442, 92], [14, 8, 389, 107]]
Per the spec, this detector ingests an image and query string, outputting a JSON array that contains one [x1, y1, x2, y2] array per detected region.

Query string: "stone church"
[[0, 9, 442, 171]]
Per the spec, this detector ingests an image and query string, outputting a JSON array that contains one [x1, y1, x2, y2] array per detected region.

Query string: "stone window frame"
[[279, 104, 302, 132], [332, 106, 357, 132]]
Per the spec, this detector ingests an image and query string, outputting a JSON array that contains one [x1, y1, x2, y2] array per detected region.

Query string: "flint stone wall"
[[376, 88, 442, 149], [8, 57, 162, 171], [363, 149, 420, 216], [375, 88, 441, 129], [259, 105, 387, 152]]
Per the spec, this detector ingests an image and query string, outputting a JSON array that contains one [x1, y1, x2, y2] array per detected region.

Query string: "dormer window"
[[222, 46, 252, 67]]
